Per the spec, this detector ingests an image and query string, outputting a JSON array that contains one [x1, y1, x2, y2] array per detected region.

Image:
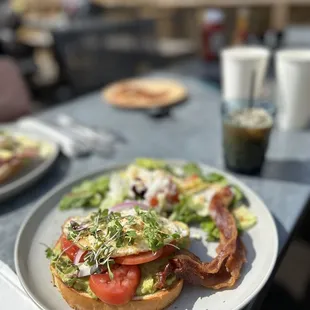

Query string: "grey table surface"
[[1, 72, 310, 309]]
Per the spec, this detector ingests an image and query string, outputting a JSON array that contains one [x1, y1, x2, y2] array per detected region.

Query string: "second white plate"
[[0, 128, 59, 201]]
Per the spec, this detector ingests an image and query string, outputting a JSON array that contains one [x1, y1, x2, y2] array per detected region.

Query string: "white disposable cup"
[[276, 49, 310, 130], [221, 46, 270, 101]]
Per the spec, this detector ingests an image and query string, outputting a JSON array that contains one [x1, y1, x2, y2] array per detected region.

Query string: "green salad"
[[59, 158, 257, 241]]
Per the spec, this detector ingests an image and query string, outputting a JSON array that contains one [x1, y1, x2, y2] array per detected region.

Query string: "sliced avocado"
[[136, 276, 156, 296], [73, 278, 97, 299], [233, 205, 257, 230], [136, 257, 176, 296]]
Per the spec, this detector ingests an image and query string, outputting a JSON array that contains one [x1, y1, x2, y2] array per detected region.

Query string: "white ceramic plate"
[[0, 129, 59, 202], [15, 161, 278, 310]]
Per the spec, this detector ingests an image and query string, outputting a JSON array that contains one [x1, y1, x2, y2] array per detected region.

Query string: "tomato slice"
[[161, 244, 177, 258], [60, 234, 86, 263], [90, 265, 140, 305], [114, 248, 163, 265]]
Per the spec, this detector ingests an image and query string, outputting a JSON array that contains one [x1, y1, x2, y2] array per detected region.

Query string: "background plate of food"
[[0, 127, 59, 201], [102, 78, 187, 109], [15, 159, 278, 310]]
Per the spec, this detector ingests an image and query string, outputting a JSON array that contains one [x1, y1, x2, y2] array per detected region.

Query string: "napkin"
[[0, 260, 39, 309], [17, 117, 90, 158]]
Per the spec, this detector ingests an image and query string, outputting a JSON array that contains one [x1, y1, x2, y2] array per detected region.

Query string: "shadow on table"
[[247, 216, 290, 310], [0, 154, 70, 215], [262, 159, 310, 185], [260, 282, 300, 310], [273, 215, 291, 259]]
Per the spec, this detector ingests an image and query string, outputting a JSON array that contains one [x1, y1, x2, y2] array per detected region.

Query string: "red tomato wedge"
[[60, 234, 86, 263], [114, 248, 163, 265], [90, 265, 140, 305]]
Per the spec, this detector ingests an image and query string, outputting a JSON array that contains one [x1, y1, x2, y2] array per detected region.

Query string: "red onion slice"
[[73, 249, 86, 265], [110, 201, 149, 213]]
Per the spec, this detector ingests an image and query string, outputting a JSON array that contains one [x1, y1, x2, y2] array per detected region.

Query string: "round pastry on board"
[[102, 78, 187, 109]]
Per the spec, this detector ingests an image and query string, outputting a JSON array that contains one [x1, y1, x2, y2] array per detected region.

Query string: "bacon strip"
[[169, 186, 247, 289]]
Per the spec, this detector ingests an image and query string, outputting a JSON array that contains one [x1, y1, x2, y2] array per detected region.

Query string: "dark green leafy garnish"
[[125, 230, 137, 245], [45, 247, 57, 260]]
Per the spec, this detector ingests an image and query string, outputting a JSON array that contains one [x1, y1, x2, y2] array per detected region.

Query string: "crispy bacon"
[[169, 186, 247, 289], [156, 263, 174, 289]]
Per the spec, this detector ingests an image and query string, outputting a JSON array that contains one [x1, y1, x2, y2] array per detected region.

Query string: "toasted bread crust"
[[51, 266, 183, 310]]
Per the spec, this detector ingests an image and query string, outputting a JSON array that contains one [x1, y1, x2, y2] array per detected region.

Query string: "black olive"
[[132, 184, 147, 199]]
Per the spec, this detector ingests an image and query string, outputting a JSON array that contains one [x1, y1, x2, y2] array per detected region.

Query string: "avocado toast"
[[47, 207, 190, 309]]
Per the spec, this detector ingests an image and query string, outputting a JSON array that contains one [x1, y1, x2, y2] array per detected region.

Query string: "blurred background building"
[[1, 0, 310, 106]]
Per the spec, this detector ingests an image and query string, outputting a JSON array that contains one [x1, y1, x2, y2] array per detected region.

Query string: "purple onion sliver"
[[73, 249, 86, 265]]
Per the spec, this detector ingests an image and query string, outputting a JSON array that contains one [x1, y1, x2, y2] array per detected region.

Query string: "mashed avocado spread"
[[135, 258, 177, 296]]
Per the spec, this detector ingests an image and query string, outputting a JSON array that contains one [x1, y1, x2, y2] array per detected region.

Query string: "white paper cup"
[[276, 49, 310, 130], [221, 46, 270, 101]]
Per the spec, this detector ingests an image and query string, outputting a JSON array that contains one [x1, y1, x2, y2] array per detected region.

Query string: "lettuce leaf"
[[183, 163, 203, 177], [59, 176, 110, 210], [230, 185, 245, 209], [169, 195, 206, 223], [182, 163, 226, 184], [135, 158, 167, 170], [200, 219, 220, 242]]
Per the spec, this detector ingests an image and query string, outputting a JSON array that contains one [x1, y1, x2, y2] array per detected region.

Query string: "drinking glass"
[[222, 100, 275, 175]]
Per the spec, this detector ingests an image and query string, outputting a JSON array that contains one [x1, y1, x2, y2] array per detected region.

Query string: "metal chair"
[[52, 18, 156, 94]]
